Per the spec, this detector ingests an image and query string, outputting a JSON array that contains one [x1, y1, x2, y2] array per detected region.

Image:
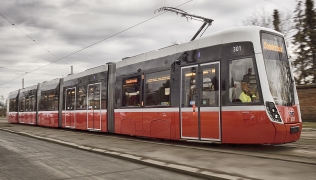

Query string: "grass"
[[303, 122, 316, 129]]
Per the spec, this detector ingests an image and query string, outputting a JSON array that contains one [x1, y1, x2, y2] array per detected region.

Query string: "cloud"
[[0, 0, 296, 97]]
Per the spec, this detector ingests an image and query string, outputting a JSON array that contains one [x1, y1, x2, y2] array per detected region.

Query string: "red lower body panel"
[[7, 112, 18, 123], [222, 109, 302, 144], [38, 111, 59, 127], [18, 112, 36, 125], [115, 109, 178, 140], [62, 110, 107, 132], [11, 107, 301, 144], [273, 122, 302, 144], [222, 110, 276, 144], [181, 112, 198, 138]]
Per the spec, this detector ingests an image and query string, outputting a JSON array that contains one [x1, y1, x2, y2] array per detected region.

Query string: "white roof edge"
[[63, 64, 108, 81], [116, 26, 280, 67], [19, 84, 38, 92], [40, 78, 60, 87], [8, 90, 19, 96]]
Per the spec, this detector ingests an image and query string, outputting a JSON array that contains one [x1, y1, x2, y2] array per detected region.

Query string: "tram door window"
[[180, 62, 221, 141], [201, 66, 219, 107], [101, 83, 107, 109], [87, 83, 101, 130], [229, 57, 261, 103], [19, 97, 26, 123], [76, 86, 86, 110], [28, 95, 35, 124], [25, 97, 29, 112], [24, 97, 29, 124], [65, 88, 76, 128]]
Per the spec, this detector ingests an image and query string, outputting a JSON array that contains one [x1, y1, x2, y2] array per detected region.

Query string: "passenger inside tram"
[[242, 68, 252, 83], [229, 82, 238, 102]]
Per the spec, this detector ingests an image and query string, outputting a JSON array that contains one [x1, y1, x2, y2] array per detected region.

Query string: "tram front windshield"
[[261, 32, 295, 106]]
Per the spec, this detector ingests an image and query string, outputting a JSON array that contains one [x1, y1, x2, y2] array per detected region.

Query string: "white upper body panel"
[[63, 64, 108, 81], [39, 78, 60, 88], [117, 26, 282, 68], [19, 84, 38, 94]]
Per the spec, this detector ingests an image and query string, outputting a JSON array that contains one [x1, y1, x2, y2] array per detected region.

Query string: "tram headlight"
[[266, 101, 282, 123]]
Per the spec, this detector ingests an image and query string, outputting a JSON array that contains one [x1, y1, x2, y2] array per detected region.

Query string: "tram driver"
[[239, 82, 256, 102]]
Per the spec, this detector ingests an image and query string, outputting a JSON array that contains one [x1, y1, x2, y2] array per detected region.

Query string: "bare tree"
[[242, 8, 273, 29], [242, 8, 293, 38]]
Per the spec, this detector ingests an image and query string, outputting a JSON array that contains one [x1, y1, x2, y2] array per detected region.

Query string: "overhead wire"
[[0, 67, 63, 76], [0, 0, 194, 87], [0, 12, 69, 65]]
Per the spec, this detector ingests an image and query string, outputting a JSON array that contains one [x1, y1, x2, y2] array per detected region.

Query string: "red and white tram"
[[7, 26, 302, 144]]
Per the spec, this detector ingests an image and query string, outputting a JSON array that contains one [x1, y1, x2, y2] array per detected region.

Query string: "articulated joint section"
[[265, 101, 283, 123]]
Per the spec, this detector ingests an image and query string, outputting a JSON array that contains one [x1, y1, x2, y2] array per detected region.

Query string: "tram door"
[[65, 88, 76, 128], [19, 97, 25, 123], [29, 96, 35, 124], [87, 83, 101, 130], [180, 62, 221, 141]]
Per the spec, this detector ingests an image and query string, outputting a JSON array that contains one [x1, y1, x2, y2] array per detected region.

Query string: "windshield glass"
[[261, 32, 295, 106]]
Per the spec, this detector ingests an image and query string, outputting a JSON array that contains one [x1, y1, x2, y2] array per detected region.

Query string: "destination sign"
[[261, 32, 288, 60], [262, 42, 283, 53], [126, 78, 137, 84]]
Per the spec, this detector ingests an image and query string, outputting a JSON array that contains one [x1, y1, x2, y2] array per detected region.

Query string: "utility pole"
[[155, 7, 213, 41], [71, 66, 73, 75], [22, 78, 24, 89]]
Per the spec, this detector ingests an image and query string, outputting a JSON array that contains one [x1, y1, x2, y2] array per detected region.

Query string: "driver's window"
[[229, 58, 261, 103]]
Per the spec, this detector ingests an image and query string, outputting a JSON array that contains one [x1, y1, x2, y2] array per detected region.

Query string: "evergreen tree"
[[304, 0, 316, 83], [292, 0, 309, 84], [273, 9, 281, 32]]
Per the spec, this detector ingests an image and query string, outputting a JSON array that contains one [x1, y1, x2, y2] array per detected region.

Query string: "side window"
[[145, 70, 170, 106], [115, 78, 122, 109], [122, 75, 141, 107], [40, 90, 58, 111], [229, 57, 261, 103], [9, 99, 16, 112], [19, 97, 25, 112], [40, 93, 47, 111], [47, 91, 55, 111]]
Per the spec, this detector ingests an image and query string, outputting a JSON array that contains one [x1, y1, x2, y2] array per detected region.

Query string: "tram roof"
[[8, 89, 19, 97], [19, 84, 38, 93], [8, 26, 282, 95], [63, 64, 108, 82], [116, 26, 282, 68], [39, 78, 60, 87]]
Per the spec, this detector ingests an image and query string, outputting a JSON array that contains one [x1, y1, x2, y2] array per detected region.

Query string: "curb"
[[0, 128, 254, 180]]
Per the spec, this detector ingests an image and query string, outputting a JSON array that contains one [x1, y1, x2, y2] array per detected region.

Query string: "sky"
[[0, 0, 299, 103]]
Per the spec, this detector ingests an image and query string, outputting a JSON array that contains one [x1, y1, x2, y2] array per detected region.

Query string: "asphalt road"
[[0, 131, 202, 180]]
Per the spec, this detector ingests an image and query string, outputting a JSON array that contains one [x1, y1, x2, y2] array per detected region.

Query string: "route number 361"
[[233, 46, 242, 52]]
